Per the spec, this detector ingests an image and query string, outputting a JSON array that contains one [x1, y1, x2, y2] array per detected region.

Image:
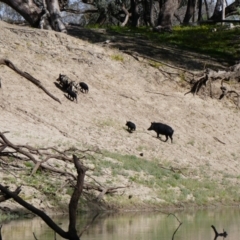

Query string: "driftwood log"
[[184, 64, 240, 107], [0, 58, 61, 104]]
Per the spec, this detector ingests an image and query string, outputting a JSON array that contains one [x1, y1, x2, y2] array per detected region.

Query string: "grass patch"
[[21, 172, 62, 201], [24, 161, 34, 168], [110, 54, 124, 62], [107, 25, 239, 64], [0, 212, 21, 222], [98, 150, 240, 205], [148, 60, 163, 68]]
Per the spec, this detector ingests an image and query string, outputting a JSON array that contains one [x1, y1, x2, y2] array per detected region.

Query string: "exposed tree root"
[[184, 74, 208, 96], [184, 65, 240, 108]]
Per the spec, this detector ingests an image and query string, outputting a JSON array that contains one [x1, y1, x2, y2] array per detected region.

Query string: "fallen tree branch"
[[145, 90, 174, 97], [95, 188, 109, 202], [0, 132, 125, 199], [0, 58, 61, 104], [184, 64, 240, 107], [84, 183, 128, 195], [159, 164, 187, 177], [184, 74, 208, 96], [0, 186, 21, 203], [213, 137, 226, 145], [0, 131, 77, 177]]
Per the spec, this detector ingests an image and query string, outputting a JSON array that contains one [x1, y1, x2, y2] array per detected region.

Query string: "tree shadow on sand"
[[66, 25, 228, 71]]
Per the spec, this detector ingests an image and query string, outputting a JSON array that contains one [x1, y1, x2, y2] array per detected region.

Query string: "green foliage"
[[97, 150, 240, 206], [0, 211, 20, 222], [24, 161, 34, 168], [111, 54, 124, 62], [22, 173, 62, 199], [108, 25, 239, 64]]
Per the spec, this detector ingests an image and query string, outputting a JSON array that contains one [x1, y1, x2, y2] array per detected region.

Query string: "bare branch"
[[0, 58, 61, 104], [0, 186, 21, 203], [213, 137, 226, 145], [120, 4, 131, 27], [184, 74, 208, 96]]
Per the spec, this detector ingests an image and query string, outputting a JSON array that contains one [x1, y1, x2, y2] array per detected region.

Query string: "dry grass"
[[0, 21, 240, 211]]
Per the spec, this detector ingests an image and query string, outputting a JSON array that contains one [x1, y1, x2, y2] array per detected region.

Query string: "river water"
[[1, 208, 240, 240]]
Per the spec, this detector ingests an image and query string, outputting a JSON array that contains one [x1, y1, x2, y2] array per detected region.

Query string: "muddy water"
[[1, 208, 240, 240]]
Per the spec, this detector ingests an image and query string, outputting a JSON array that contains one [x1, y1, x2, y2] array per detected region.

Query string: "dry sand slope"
[[0, 21, 240, 209]]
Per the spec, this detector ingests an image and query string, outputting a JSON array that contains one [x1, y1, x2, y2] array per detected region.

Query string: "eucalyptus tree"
[[155, 0, 182, 31], [210, 0, 240, 20], [0, 0, 69, 32]]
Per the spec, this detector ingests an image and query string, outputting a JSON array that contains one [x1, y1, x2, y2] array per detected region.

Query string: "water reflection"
[[1, 208, 240, 240], [211, 225, 228, 240]]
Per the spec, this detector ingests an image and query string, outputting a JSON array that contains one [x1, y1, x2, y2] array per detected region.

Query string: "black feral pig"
[[148, 122, 174, 143], [57, 74, 70, 90], [79, 82, 89, 93], [67, 88, 77, 103], [126, 121, 136, 132]]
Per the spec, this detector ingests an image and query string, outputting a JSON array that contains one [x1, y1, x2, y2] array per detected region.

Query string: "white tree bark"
[[46, 0, 67, 32], [0, 0, 66, 32]]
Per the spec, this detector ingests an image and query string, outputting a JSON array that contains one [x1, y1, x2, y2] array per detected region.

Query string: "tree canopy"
[[0, 0, 240, 32]]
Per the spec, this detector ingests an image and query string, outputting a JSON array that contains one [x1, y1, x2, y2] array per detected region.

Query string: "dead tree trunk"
[[155, 0, 180, 32], [120, 4, 131, 27], [0, 154, 87, 240], [184, 63, 240, 107], [68, 155, 88, 240], [204, 0, 210, 19], [183, 0, 197, 24]]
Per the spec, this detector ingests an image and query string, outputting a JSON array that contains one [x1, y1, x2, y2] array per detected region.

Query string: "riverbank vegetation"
[[105, 25, 240, 65]]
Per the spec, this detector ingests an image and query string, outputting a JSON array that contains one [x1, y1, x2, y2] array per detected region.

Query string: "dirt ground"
[[0, 21, 240, 212]]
